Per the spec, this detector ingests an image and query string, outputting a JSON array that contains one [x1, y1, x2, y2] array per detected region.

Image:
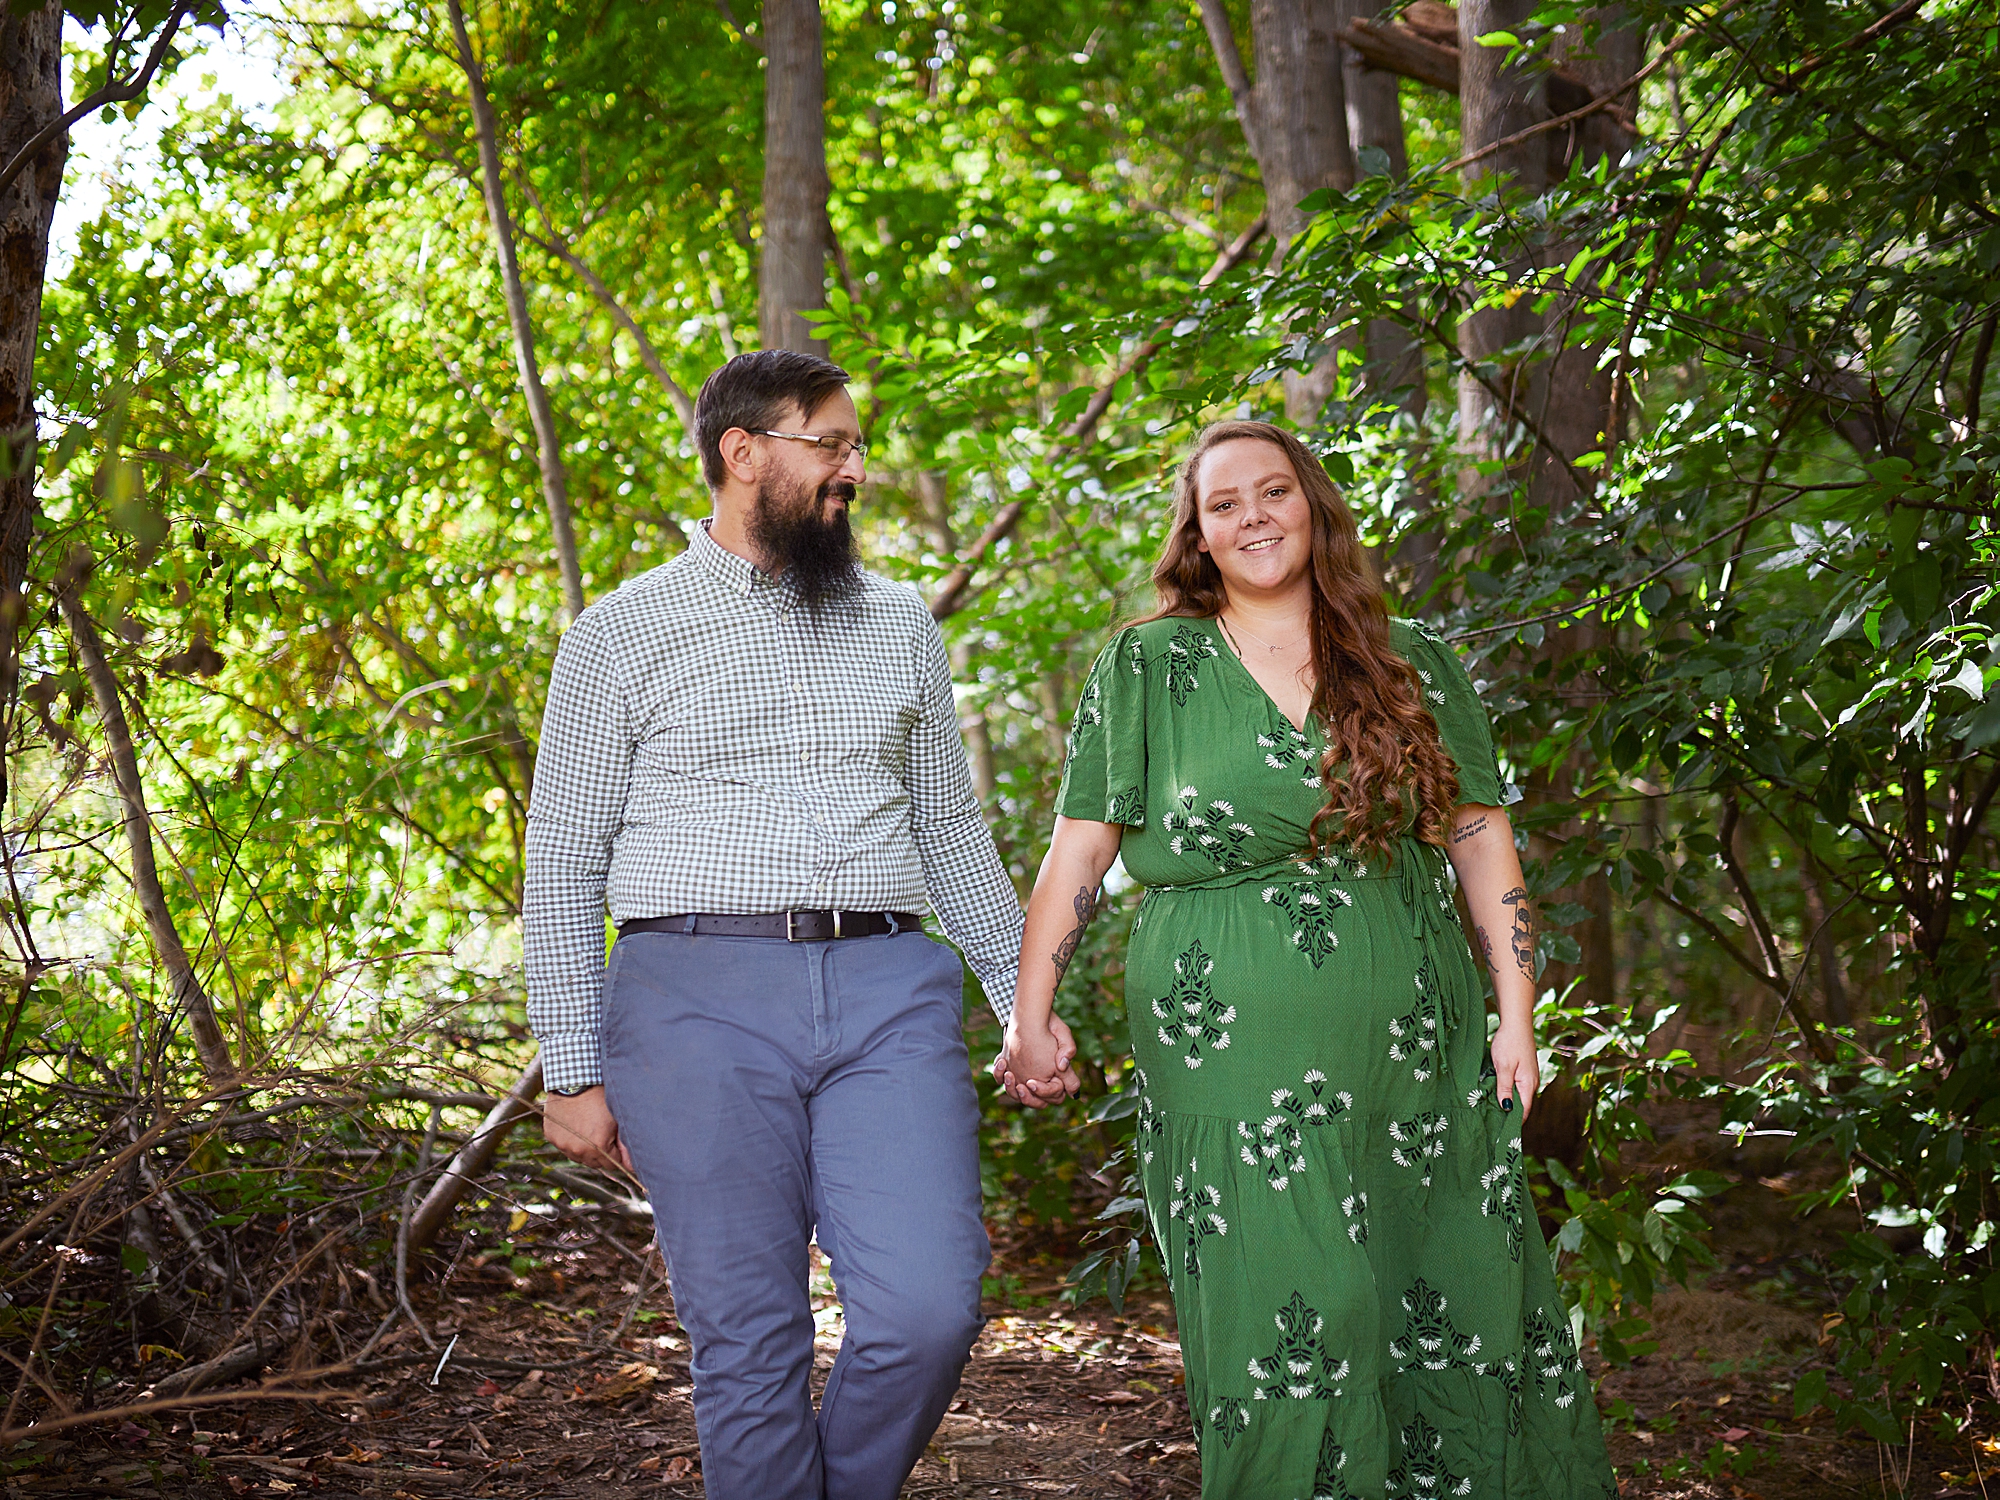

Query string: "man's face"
[[746, 390, 868, 618]]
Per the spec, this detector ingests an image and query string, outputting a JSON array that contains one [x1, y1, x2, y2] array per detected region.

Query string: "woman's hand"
[[1489, 1019, 1539, 1119], [992, 1012, 1081, 1108]]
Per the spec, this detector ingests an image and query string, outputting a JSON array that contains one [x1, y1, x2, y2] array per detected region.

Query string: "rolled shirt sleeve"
[[906, 610, 1022, 1026], [523, 607, 632, 1093]]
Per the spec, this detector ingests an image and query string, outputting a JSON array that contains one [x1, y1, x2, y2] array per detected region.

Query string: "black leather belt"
[[618, 911, 923, 942]]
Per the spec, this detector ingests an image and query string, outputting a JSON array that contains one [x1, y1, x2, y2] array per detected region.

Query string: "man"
[[523, 349, 1065, 1500]]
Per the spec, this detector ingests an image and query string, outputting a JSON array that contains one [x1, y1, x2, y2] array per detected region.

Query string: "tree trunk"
[[61, 590, 237, 1082], [0, 0, 64, 810], [445, 0, 585, 620], [1453, 0, 1550, 505], [1342, 6, 1424, 421], [1339, 0, 1439, 596], [1456, 3, 1638, 509], [760, 0, 830, 354], [1199, 0, 1355, 422], [1455, 6, 1640, 1049]]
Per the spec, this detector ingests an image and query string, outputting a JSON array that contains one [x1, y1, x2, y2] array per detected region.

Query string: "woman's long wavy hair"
[[1134, 421, 1459, 861]]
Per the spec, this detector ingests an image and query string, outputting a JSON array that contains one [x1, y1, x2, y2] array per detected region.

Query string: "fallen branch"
[[150, 1340, 276, 1399], [404, 1054, 544, 1257], [0, 1381, 355, 1446], [928, 214, 1269, 620]]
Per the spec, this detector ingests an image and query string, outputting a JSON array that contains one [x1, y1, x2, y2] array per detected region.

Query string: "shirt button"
[[799, 749, 811, 763]]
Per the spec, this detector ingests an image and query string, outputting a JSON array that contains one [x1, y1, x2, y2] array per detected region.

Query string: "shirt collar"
[[690, 517, 782, 599]]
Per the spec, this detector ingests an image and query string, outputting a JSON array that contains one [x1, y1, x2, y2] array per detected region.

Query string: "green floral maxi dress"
[[1057, 617, 1615, 1500]]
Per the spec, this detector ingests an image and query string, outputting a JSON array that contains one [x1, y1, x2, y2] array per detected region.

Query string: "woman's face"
[[1193, 438, 1314, 599]]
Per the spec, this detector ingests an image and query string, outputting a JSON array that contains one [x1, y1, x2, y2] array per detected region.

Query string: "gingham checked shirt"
[[522, 520, 1023, 1093]]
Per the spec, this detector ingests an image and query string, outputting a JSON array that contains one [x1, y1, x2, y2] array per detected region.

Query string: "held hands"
[[542, 1085, 636, 1174], [992, 1012, 1083, 1109], [1490, 1020, 1539, 1120]]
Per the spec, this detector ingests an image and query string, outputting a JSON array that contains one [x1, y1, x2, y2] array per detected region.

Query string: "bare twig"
[[1445, 486, 1834, 641], [928, 214, 1269, 620], [0, 1380, 353, 1445], [395, 1105, 443, 1349]]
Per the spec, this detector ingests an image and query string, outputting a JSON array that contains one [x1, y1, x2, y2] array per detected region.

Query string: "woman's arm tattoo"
[[1050, 884, 1100, 981], [1501, 886, 1535, 978], [1451, 814, 1489, 845], [1474, 924, 1498, 973]]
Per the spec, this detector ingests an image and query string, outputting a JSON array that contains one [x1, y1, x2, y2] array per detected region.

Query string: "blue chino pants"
[[602, 928, 990, 1500]]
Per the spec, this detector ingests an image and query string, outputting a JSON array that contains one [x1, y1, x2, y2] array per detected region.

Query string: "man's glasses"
[[751, 430, 869, 462]]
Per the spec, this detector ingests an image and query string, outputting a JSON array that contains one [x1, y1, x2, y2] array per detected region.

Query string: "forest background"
[[1, 0, 1997, 1477]]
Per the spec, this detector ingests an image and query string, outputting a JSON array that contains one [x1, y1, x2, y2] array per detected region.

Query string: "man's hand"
[[992, 1012, 1082, 1109], [542, 1085, 634, 1173]]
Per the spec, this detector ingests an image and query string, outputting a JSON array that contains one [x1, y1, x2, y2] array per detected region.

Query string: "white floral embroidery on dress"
[[1237, 1070, 1352, 1191], [1151, 939, 1234, 1067], [1162, 787, 1258, 870], [1168, 1157, 1229, 1281], [1386, 1111, 1450, 1186]]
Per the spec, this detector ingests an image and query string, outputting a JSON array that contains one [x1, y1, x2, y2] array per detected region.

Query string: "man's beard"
[[747, 474, 863, 620]]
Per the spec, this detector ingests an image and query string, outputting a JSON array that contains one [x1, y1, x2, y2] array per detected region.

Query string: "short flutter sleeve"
[[1055, 630, 1149, 827], [1396, 620, 1514, 808]]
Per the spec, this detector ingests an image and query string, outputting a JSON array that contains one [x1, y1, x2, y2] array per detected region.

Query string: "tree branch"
[[516, 182, 697, 432], [404, 1055, 544, 1257], [1963, 309, 1997, 439], [1195, 0, 1263, 166], [1717, 794, 1791, 989], [1340, 15, 1461, 94], [927, 213, 1268, 621], [1657, 888, 1790, 1003], [0, 2, 192, 202], [444, 0, 585, 619], [1446, 484, 1828, 640], [58, 588, 235, 1082]]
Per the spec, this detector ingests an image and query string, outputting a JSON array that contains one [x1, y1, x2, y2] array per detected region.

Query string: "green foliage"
[[12, 0, 1999, 1437], [1156, 0, 2000, 1431]]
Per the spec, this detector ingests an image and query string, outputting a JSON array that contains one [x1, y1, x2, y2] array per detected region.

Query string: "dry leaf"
[[584, 1361, 660, 1403]]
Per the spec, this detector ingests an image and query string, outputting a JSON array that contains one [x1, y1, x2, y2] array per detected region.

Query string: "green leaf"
[[1793, 1369, 1830, 1418], [1944, 659, 1984, 699], [1966, 690, 2000, 749], [1887, 555, 1941, 626]]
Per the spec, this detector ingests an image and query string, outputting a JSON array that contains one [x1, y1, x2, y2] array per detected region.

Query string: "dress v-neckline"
[[1208, 618, 1316, 735]]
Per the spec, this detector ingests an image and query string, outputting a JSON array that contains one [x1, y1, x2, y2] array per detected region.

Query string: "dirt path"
[[6, 1206, 1989, 1498]]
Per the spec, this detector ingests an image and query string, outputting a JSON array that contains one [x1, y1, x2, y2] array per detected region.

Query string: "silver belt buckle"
[[785, 910, 804, 942]]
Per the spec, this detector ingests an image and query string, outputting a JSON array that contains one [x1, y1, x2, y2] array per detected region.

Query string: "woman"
[[999, 422, 1615, 1498]]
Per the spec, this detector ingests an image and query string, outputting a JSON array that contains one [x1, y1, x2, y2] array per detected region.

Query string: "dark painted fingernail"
[[1501, 1098, 1514, 1112]]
